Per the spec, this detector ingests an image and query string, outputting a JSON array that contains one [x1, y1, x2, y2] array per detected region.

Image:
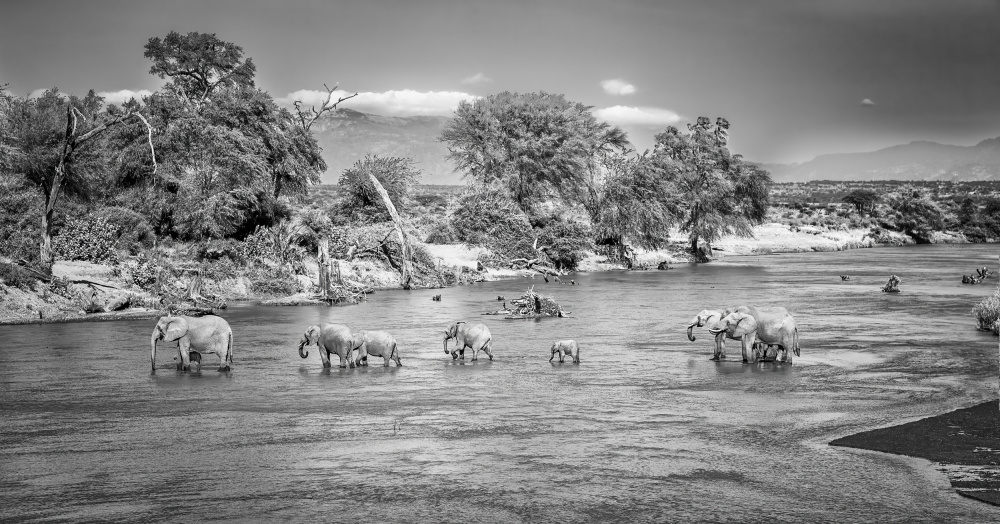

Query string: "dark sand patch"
[[830, 400, 1000, 506]]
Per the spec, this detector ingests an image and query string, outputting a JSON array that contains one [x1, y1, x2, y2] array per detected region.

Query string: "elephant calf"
[[352, 330, 402, 367], [151, 314, 233, 372], [550, 340, 580, 363], [443, 321, 494, 361]]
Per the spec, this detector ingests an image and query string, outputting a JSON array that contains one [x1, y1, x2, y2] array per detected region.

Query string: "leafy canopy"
[[440, 91, 628, 212], [652, 117, 771, 252]]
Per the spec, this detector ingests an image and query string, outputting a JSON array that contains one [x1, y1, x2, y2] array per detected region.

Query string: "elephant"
[[151, 314, 232, 372], [443, 321, 494, 361], [351, 330, 402, 367], [710, 306, 800, 364], [687, 308, 744, 360], [549, 340, 580, 363], [298, 324, 357, 368]]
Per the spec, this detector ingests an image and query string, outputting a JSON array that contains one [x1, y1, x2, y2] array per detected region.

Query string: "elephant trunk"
[[443, 336, 450, 354], [298, 337, 309, 359], [150, 331, 160, 371], [687, 324, 696, 342]]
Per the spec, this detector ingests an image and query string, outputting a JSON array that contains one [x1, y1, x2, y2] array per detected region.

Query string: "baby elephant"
[[550, 340, 580, 363]]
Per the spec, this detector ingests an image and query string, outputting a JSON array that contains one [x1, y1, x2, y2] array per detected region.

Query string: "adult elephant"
[[443, 322, 494, 361], [687, 309, 735, 360], [150, 315, 232, 372], [298, 324, 356, 368], [711, 306, 800, 364], [351, 330, 402, 367]]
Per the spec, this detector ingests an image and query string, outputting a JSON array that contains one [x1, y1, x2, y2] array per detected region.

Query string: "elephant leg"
[[320, 347, 332, 368], [178, 339, 192, 371], [383, 354, 391, 367], [559, 349, 564, 363], [337, 352, 349, 368], [574, 347, 580, 363], [459, 348, 466, 360], [471, 344, 479, 361], [451, 350, 459, 360]]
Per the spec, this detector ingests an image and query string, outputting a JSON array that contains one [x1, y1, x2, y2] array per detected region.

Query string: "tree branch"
[[293, 83, 359, 131]]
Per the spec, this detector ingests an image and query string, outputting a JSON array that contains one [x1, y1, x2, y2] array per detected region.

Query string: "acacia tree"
[[652, 117, 771, 256], [592, 152, 681, 261], [440, 91, 629, 212], [843, 189, 879, 216], [111, 31, 328, 239], [1, 88, 154, 273], [338, 154, 421, 218]]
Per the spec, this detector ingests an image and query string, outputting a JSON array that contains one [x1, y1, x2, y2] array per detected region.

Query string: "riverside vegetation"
[[2, 31, 999, 327]]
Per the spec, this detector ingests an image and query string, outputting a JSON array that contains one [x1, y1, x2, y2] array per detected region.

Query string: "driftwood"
[[496, 287, 567, 319], [881, 274, 900, 293]]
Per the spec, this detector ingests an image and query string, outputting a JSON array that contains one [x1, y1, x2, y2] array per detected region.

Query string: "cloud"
[[461, 73, 493, 85], [600, 79, 637, 96], [594, 105, 682, 127], [277, 89, 479, 116], [861, 98, 875, 106], [98, 89, 153, 105]]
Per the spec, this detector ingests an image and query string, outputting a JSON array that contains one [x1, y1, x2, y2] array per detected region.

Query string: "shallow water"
[[1, 245, 998, 523]]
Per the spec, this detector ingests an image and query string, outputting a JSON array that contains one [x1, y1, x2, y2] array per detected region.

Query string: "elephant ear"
[[351, 332, 366, 350], [734, 314, 757, 336], [162, 317, 189, 342], [305, 325, 321, 345]]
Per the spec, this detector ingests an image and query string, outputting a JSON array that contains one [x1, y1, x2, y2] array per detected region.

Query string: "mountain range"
[[310, 109, 459, 185], [310, 109, 1000, 184], [760, 137, 1000, 183]]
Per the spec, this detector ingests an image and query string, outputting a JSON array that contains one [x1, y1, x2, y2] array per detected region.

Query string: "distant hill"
[[310, 108, 462, 185], [760, 137, 1000, 182]]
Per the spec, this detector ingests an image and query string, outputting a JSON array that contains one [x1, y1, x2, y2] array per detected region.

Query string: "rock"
[[104, 294, 131, 312]]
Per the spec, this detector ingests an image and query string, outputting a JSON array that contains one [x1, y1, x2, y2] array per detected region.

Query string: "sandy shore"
[[830, 400, 1000, 506]]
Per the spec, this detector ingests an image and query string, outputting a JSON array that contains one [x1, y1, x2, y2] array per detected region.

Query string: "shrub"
[[452, 186, 535, 260], [972, 285, 1000, 335], [53, 214, 120, 265], [538, 220, 593, 270], [195, 239, 246, 265], [0, 263, 38, 289], [424, 220, 458, 244], [250, 272, 300, 296], [339, 155, 421, 219]]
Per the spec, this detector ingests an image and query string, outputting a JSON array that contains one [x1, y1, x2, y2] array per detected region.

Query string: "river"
[[1, 245, 998, 523]]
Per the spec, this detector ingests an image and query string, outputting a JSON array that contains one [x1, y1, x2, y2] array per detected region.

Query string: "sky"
[[2, 0, 998, 164]]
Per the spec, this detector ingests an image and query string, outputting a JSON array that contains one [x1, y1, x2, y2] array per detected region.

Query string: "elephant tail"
[[793, 328, 800, 357], [389, 341, 398, 361], [227, 332, 234, 364]]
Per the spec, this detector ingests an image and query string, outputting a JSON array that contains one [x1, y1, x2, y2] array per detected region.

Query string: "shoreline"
[[830, 400, 1000, 506], [0, 224, 981, 326]]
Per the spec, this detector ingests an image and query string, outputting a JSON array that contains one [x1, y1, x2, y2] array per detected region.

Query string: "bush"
[[538, 220, 593, 270], [250, 272, 300, 296], [0, 263, 38, 289], [972, 285, 1000, 335], [53, 214, 120, 265], [339, 155, 421, 220], [424, 220, 458, 244], [452, 186, 535, 260], [195, 239, 246, 265]]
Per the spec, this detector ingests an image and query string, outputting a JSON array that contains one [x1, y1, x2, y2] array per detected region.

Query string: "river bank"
[[831, 400, 1000, 506], [0, 222, 976, 325]]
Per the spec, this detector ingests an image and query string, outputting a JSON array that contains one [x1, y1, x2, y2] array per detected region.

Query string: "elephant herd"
[[686, 305, 800, 364], [150, 305, 797, 372]]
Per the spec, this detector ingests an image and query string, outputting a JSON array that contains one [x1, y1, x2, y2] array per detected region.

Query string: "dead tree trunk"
[[317, 237, 330, 300], [368, 174, 413, 289]]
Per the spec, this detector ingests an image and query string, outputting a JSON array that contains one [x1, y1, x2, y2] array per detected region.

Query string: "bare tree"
[[293, 83, 358, 131]]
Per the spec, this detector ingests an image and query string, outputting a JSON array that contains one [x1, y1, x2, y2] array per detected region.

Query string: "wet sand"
[[831, 400, 1000, 505]]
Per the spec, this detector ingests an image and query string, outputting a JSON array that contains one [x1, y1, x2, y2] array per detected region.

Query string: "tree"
[[338, 154, 420, 218], [843, 189, 879, 216], [884, 188, 944, 243], [1, 88, 154, 273], [652, 117, 771, 256], [592, 151, 680, 261], [440, 91, 629, 212], [144, 31, 256, 103], [112, 32, 327, 240]]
